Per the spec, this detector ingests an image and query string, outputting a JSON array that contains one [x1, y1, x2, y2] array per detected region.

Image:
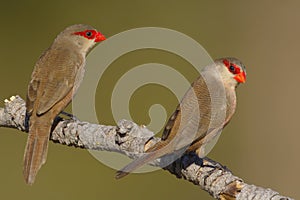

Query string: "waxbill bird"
[[24, 24, 106, 185], [115, 57, 246, 179]]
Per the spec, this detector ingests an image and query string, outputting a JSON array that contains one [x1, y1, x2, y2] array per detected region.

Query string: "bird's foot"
[[182, 152, 227, 172], [181, 152, 204, 168], [198, 156, 231, 173]]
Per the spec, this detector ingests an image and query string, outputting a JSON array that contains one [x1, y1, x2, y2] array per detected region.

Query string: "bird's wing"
[[160, 76, 211, 148], [26, 47, 83, 115]]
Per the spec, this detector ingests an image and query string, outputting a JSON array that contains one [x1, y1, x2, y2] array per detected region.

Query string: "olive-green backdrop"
[[0, 1, 298, 199]]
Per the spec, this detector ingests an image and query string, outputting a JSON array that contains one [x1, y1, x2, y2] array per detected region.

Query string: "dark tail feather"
[[23, 126, 49, 185], [115, 142, 170, 179], [115, 153, 157, 179]]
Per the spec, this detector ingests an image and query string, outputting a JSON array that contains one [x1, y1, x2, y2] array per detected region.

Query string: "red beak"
[[95, 32, 106, 42], [234, 71, 246, 83]]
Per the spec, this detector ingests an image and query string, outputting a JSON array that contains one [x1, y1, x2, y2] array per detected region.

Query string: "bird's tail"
[[115, 141, 171, 179], [23, 120, 50, 185]]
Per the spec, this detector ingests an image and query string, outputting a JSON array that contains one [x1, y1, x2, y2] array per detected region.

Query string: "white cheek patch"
[[81, 39, 96, 54]]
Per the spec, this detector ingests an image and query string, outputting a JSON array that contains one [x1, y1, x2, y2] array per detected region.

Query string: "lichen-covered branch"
[[0, 95, 293, 200]]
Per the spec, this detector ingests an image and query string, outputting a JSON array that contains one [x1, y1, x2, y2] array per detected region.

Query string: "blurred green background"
[[0, 0, 299, 199]]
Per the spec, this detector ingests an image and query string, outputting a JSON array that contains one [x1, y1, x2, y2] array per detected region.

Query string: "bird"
[[24, 24, 106, 185], [115, 57, 246, 179]]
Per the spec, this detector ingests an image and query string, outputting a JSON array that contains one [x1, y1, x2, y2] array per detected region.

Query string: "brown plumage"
[[115, 57, 246, 179], [24, 24, 105, 185]]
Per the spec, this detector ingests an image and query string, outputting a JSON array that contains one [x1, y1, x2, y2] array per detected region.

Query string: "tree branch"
[[0, 95, 293, 200]]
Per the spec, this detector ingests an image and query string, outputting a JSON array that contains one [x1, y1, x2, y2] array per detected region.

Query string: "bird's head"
[[55, 24, 106, 54], [214, 57, 247, 88]]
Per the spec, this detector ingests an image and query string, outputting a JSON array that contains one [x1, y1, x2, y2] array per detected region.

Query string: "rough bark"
[[0, 95, 294, 200]]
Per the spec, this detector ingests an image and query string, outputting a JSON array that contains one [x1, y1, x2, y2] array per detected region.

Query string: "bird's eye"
[[229, 65, 235, 72], [85, 31, 92, 37]]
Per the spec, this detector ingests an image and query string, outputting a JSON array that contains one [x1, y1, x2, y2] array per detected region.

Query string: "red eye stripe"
[[74, 30, 106, 42], [223, 59, 230, 68], [74, 30, 97, 40], [230, 63, 241, 74], [223, 59, 241, 75]]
